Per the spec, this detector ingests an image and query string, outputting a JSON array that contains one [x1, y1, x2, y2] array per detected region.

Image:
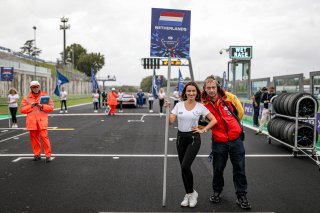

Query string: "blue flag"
[[91, 67, 99, 92], [54, 69, 69, 96], [152, 69, 158, 99], [178, 69, 184, 94], [222, 71, 227, 88]]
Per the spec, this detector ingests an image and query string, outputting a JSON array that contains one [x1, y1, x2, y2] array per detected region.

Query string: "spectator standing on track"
[[118, 89, 124, 113], [173, 86, 180, 107], [20, 81, 54, 162], [107, 87, 118, 116], [147, 90, 154, 113], [202, 75, 251, 210], [98, 89, 101, 109], [101, 90, 107, 108], [165, 82, 217, 208], [92, 89, 99, 113], [256, 86, 276, 135], [252, 87, 267, 127], [136, 89, 144, 108], [59, 86, 68, 113], [158, 88, 166, 117], [8, 87, 19, 128]]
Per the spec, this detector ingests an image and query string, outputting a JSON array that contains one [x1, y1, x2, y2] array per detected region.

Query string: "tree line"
[[20, 41, 105, 77]]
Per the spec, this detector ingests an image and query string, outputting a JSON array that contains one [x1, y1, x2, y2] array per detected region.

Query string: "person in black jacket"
[[101, 90, 107, 108], [252, 87, 267, 127], [256, 86, 276, 134]]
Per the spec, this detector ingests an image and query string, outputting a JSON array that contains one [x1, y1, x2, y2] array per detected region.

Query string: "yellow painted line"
[[49, 128, 74, 131]]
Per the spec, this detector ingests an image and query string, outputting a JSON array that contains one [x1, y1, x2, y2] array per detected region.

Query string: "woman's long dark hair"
[[180, 82, 201, 102]]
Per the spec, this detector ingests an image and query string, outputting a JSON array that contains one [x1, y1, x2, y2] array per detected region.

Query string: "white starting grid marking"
[[128, 114, 146, 123], [4, 153, 311, 163], [99, 212, 275, 213], [12, 157, 55, 162], [99, 211, 274, 213], [50, 113, 162, 116], [0, 127, 75, 143], [48, 112, 161, 123], [0, 132, 29, 143]]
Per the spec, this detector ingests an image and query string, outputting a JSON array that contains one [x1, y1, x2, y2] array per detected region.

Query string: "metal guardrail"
[[0, 58, 50, 74]]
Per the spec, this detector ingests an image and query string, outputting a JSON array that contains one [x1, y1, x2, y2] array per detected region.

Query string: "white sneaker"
[[189, 190, 198, 208], [59, 110, 63, 113], [180, 194, 189, 207], [119, 110, 123, 113], [94, 110, 98, 113], [149, 110, 153, 113], [65, 110, 68, 113]]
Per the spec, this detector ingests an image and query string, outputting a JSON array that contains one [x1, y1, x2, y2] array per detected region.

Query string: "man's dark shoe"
[[32, 156, 41, 161], [209, 191, 221, 203], [45, 157, 54, 163], [236, 194, 251, 209]]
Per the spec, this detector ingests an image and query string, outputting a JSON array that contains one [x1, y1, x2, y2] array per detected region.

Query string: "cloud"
[[1, 0, 320, 85]]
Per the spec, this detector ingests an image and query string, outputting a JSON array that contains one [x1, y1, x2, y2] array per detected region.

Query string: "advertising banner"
[[0, 67, 14, 81], [244, 103, 253, 116]]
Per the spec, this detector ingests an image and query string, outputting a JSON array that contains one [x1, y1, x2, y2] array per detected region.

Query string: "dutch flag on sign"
[[158, 11, 184, 26]]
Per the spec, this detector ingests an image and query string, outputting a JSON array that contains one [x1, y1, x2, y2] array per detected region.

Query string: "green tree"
[[116, 85, 137, 93], [140, 75, 167, 92], [140, 75, 153, 92], [63, 43, 87, 69], [20, 39, 42, 57], [77, 52, 105, 76]]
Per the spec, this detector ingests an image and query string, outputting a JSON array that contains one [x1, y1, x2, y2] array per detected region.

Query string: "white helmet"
[[30, 81, 40, 87]]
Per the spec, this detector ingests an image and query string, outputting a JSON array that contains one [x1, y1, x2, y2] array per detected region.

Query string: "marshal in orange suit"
[[20, 81, 54, 162]]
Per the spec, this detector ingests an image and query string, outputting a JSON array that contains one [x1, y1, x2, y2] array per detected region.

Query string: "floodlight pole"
[[33, 26, 37, 79], [162, 55, 171, 207], [60, 17, 70, 65], [187, 57, 194, 82]]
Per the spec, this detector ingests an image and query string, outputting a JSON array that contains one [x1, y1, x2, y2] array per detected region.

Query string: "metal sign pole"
[[162, 55, 171, 207], [8, 106, 11, 128], [7, 81, 11, 128]]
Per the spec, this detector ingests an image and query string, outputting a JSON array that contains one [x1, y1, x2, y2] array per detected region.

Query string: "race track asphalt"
[[0, 102, 320, 213]]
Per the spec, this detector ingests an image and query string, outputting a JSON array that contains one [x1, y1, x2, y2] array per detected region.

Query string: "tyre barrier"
[[272, 92, 318, 117], [267, 118, 316, 147]]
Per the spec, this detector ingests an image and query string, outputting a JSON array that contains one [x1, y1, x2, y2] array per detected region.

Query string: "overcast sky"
[[1, 0, 320, 86]]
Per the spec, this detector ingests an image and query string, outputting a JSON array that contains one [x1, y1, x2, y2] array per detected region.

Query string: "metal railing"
[[0, 58, 50, 74]]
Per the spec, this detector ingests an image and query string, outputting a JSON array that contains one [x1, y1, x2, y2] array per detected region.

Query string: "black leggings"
[[176, 131, 201, 194], [93, 102, 98, 110], [119, 101, 123, 110], [159, 99, 164, 113], [149, 100, 153, 110], [60, 100, 67, 110], [9, 107, 17, 123]]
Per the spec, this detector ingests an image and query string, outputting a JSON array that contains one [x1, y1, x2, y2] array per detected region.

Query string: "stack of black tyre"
[[267, 92, 318, 147]]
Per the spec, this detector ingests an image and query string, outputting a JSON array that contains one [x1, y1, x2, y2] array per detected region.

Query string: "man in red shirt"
[[202, 75, 251, 210]]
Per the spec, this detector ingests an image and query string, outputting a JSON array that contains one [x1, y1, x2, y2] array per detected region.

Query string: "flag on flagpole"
[[178, 69, 184, 94], [222, 71, 227, 88], [152, 69, 158, 99], [54, 69, 70, 96], [91, 67, 99, 92]]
